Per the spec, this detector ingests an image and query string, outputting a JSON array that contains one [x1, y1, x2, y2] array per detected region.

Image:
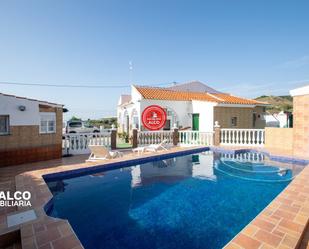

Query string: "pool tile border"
[[0, 146, 308, 249]]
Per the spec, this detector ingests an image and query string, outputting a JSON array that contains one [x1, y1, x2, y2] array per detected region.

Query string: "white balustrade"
[[220, 129, 265, 147], [179, 131, 214, 146], [220, 152, 265, 162], [138, 131, 174, 145], [62, 132, 111, 155]]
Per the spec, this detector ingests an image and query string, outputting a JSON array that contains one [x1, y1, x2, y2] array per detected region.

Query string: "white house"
[[117, 81, 268, 134], [265, 111, 292, 128]]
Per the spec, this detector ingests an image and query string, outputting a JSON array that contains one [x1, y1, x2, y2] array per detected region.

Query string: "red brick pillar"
[[213, 121, 221, 146], [132, 128, 138, 148], [173, 127, 179, 146], [111, 126, 117, 150]]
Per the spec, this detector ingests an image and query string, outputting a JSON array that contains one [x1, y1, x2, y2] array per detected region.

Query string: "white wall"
[[265, 112, 288, 128], [276, 112, 288, 128], [265, 115, 279, 127], [0, 94, 40, 126], [117, 88, 142, 131], [131, 86, 142, 102], [290, 84, 309, 96], [192, 100, 216, 132], [140, 99, 192, 129]]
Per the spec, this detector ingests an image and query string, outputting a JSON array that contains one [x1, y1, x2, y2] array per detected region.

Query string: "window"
[[40, 113, 56, 134], [231, 117, 237, 127], [0, 115, 9, 135]]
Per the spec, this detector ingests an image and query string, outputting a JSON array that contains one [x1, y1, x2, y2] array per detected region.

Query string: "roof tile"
[[135, 86, 267, 105]]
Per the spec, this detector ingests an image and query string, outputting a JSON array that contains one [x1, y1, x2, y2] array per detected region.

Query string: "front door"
[[192, 114, 199, 131]]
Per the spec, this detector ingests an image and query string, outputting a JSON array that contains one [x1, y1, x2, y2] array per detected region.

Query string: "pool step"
[[220, 160, 286, 173], [214, 162, 293, 182]]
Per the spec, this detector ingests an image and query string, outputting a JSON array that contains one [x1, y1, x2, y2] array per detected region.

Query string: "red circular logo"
[[142, 105, 167, 130]]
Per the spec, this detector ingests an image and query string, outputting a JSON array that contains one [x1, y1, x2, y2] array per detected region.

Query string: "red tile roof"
[[134, 86, 268, 105]]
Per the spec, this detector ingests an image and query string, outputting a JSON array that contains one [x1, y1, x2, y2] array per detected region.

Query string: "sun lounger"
[[144, 139, 169, 152], [132, 140, 169, 154], [132, 146, 145, 155], [86, 145, 123, 162]]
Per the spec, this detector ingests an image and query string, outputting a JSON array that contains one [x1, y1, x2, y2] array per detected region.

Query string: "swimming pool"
[[44, 149, 306, 249]]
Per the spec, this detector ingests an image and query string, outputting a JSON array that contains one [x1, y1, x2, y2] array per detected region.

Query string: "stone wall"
[[214, 106, 265, 129], [0, 144, 62, 166], [264, 127, 293, 152]]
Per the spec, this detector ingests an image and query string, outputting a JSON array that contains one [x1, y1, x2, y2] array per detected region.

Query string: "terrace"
[[0, 85, 308, 249], [0, 128, 309, 249]]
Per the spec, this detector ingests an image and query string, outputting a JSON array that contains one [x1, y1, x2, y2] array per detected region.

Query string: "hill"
[[255, 95, 293, 114]]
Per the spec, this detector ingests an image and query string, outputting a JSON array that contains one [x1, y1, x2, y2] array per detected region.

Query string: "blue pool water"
[[45, 150, 305, 249]]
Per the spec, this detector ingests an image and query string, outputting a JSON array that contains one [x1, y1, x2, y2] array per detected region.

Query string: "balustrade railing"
[[62, 132, 111, 155], [62, 128, 265, 156], [179, 131, 214, 146], [220, 152, 265, 162], [138, 131, 174, 145], [220, 129, 264, 147]]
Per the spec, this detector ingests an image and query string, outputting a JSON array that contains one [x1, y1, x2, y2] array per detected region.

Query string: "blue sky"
[[1, 0, 309, 120]]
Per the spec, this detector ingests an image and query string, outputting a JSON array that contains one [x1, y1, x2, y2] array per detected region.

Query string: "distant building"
[[0, 92, 63, 166], [265, 111, 293, 128], [117, 81, 268, 134]]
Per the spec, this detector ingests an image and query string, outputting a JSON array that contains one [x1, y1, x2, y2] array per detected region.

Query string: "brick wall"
[[0, 107, 63, 167], [265, 127, 293, 152], [214, 106, 265, 129], [0, 145, 62, 166], [293, 95, 309, 158]]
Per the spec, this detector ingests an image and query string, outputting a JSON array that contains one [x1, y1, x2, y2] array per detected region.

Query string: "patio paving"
[[0, 146, 308, 249]]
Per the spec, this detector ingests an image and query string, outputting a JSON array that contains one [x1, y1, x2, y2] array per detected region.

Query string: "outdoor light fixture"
[[18, 105, 26, 111]]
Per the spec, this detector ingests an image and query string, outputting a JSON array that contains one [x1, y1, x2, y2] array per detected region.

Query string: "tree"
[[70, 116, 81, 121]]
